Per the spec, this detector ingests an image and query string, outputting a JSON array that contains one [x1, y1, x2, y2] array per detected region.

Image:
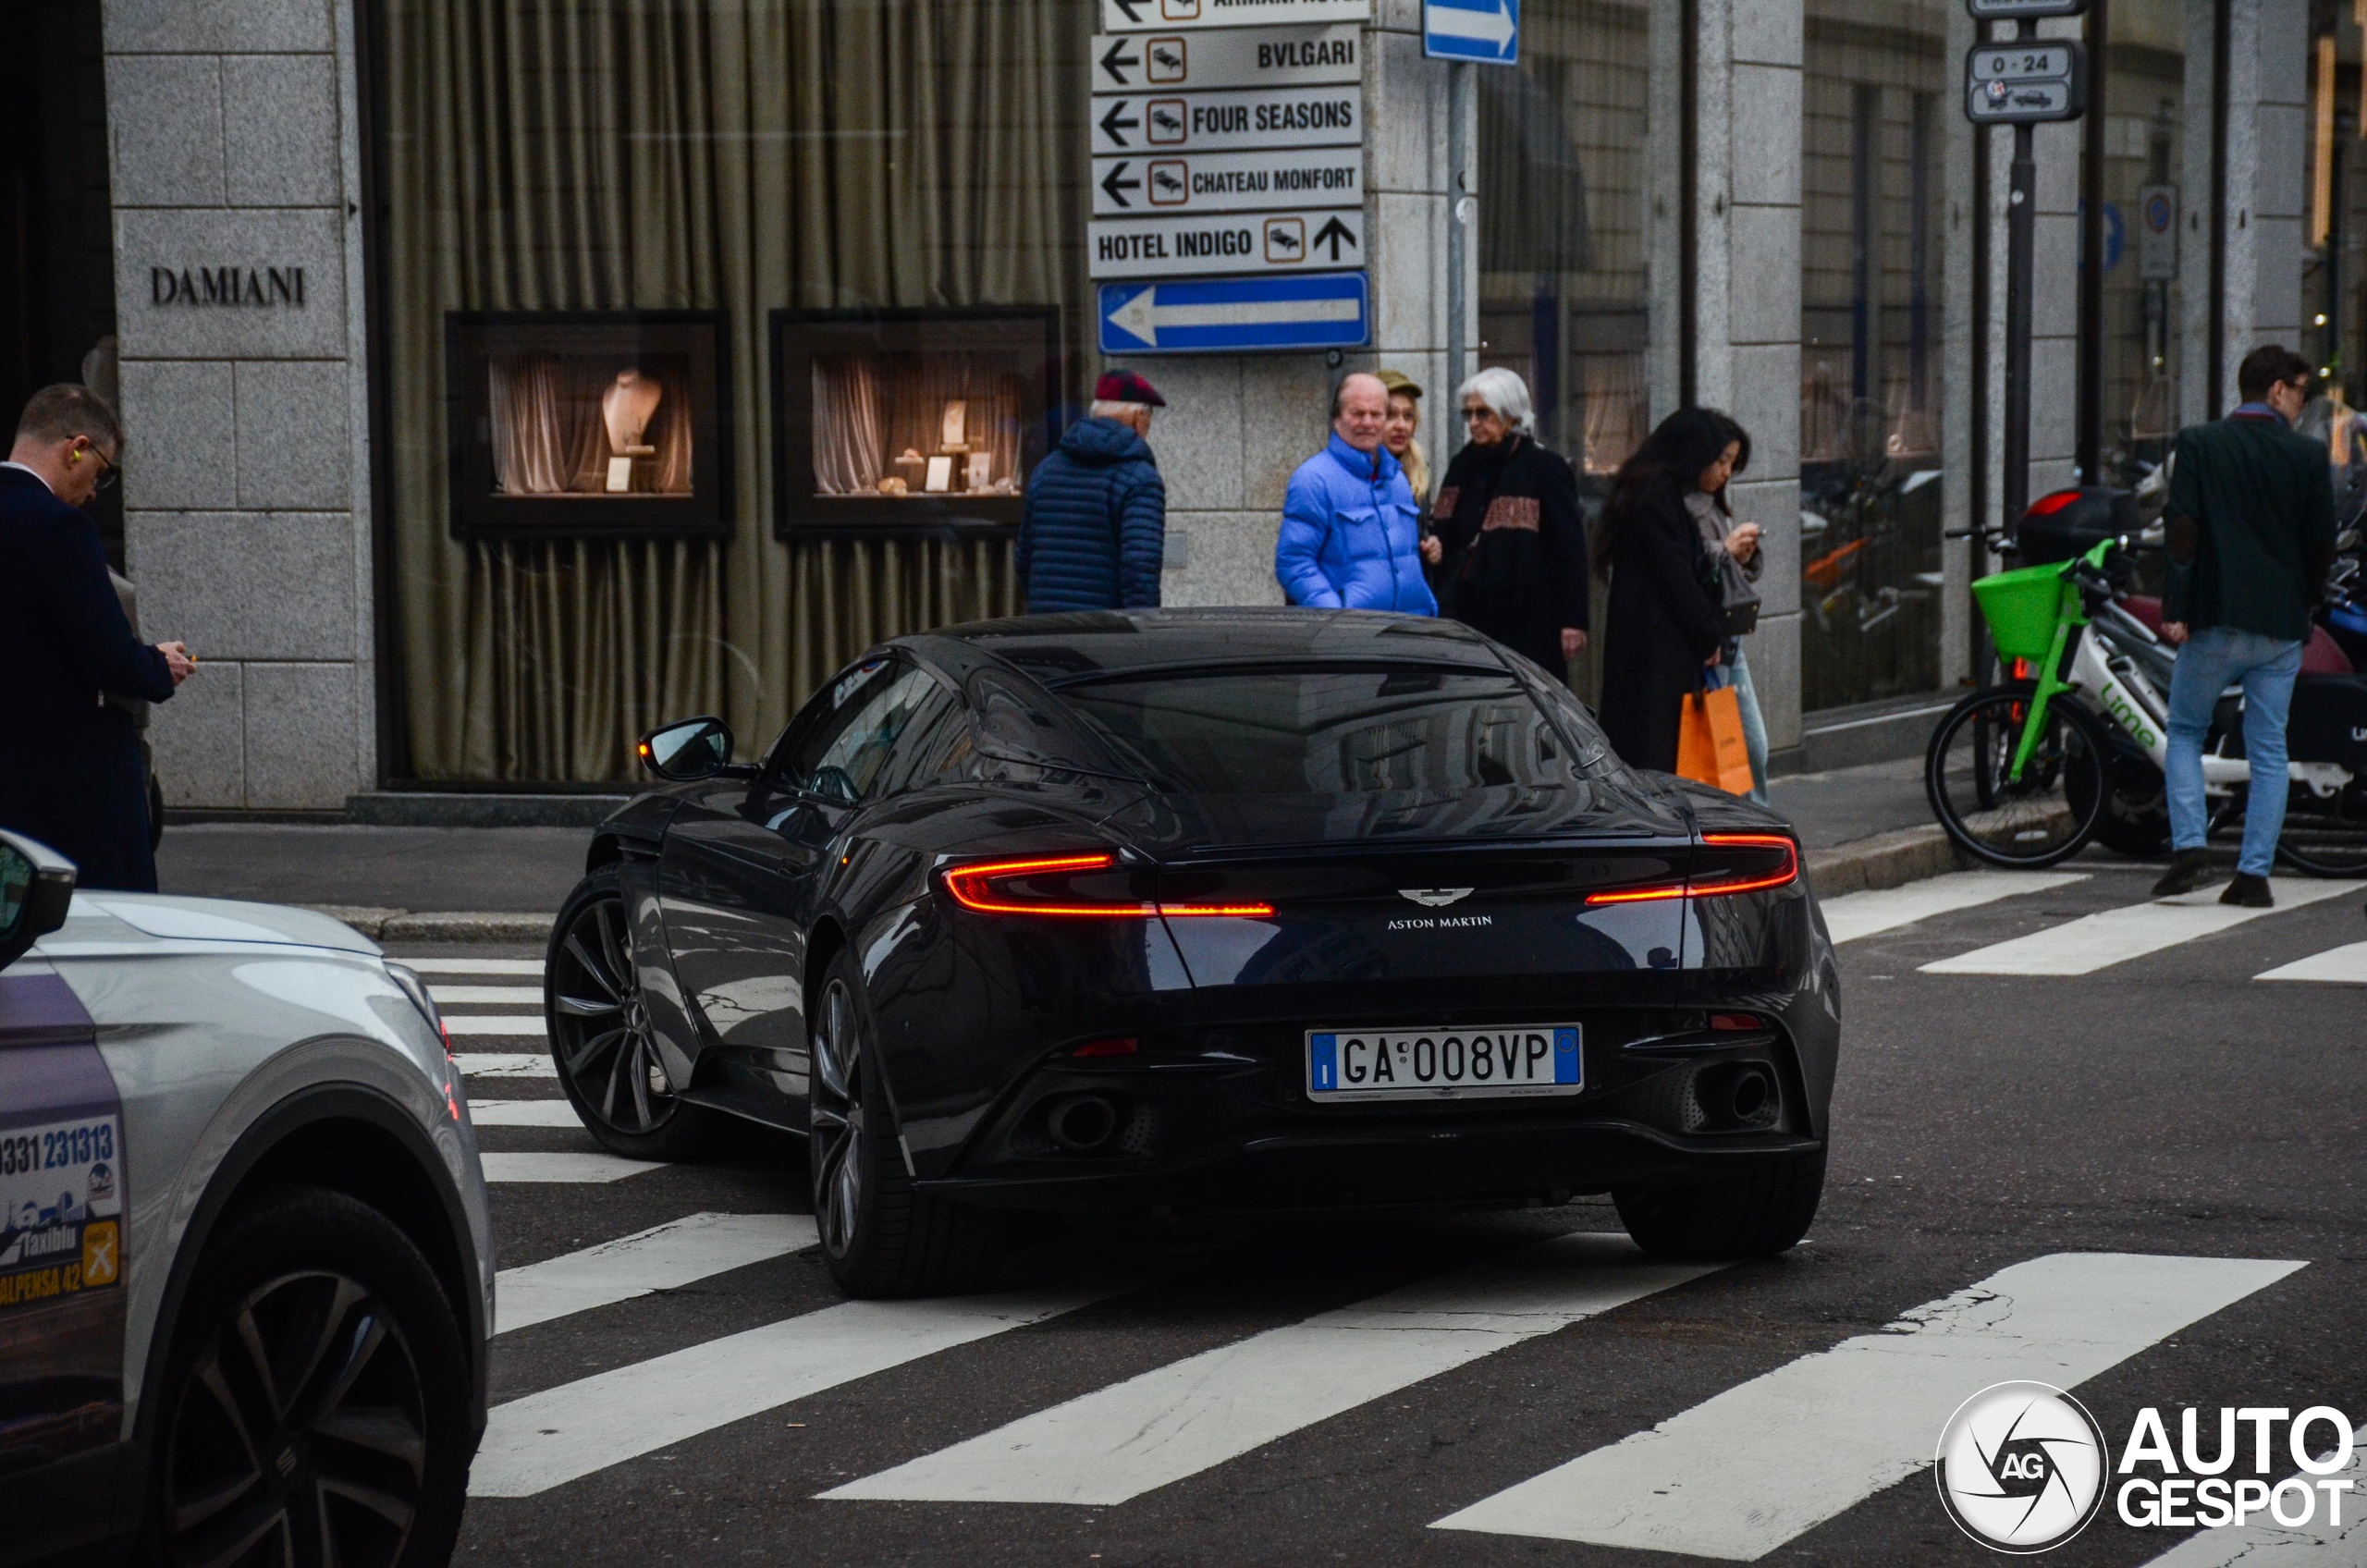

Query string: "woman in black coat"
[[1593, 408, 1743, 773], [1426, 367, 1590, 676]]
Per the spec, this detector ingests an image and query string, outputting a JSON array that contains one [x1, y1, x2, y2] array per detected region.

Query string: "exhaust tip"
[[1046, 1094, 1120, 1152], [1681, 1062, 1782, 1133]]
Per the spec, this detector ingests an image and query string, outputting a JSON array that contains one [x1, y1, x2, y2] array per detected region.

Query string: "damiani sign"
[[150, 265, 308, 307]]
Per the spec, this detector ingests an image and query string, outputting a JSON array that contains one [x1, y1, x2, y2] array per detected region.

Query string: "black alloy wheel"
[[151, 1189, 469, 1568], [808, 968, 868, 1262], [546, 865, 718, 1160], [807, 949, 1004, 1298]]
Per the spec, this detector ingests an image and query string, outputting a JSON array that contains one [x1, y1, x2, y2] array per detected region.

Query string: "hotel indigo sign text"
[[150, 265, 307, 307]]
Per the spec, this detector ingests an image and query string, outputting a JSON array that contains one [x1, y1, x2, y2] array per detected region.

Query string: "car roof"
[[910, 608, 1514, 685]]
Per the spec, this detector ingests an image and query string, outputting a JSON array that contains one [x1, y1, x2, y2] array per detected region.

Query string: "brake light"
[[1710, 1012, 1764, 1032], [1585, 833, 1800, 906], [939, 853, 1273, 919], [2027, 488, 2082, 517], [1070, 1036, 1139, 1059]]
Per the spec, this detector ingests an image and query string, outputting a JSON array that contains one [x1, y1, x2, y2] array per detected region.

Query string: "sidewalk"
[[151, 756, 1954, 937]]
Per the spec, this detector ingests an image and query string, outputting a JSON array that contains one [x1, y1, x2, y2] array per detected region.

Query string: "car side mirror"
[[0, 831, 77, 974], [637, 717, 734, 781]]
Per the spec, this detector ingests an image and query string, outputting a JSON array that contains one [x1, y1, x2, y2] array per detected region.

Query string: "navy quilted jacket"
[[1017, 417, 1165, 613]]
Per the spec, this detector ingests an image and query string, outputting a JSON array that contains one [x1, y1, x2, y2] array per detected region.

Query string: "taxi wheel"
[[808, 949, 1004, 1298], [1613, 1148, 1827, 1261], [547, 865, 723, 1161], [146, 1187, 471, 1568]]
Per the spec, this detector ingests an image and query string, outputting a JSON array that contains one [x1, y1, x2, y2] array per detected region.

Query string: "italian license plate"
[[1306, 1024, 1581, 1101]]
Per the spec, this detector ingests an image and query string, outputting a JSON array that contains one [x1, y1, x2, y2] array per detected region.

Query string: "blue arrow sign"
[[1425, 0, 1518, 64], [1099, 273, 1369, 355]]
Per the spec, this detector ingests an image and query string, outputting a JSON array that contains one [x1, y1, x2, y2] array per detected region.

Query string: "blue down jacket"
[[1275, 434, 1438, 615], [1018, 417, 1165, 613]]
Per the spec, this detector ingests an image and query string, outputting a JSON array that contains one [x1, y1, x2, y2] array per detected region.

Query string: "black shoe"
[[2152, 849, 2215, 897], [2219, 874, 2273, 908]]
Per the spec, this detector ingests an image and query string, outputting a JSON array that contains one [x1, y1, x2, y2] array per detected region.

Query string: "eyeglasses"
[[84, 444, 119, 492], [1462, 407, 1495, 423]]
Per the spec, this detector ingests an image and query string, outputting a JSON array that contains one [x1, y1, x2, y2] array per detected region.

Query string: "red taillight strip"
[[939, 852, 1273, 919], [1584, 833, 1799, 906]]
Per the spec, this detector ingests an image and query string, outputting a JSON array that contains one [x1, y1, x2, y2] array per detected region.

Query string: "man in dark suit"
[[0, 386, 192, 890]]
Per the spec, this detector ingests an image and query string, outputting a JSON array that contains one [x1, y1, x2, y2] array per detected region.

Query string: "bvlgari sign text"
[[150, 265, 307, 307]]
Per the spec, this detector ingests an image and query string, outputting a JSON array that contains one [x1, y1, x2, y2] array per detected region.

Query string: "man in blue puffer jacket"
[[1018, 370, 1167, 613], [1275, 373, 1438, 615]]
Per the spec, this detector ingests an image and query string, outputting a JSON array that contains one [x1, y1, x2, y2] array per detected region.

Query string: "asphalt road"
[[409, 863, 2367, 1567]]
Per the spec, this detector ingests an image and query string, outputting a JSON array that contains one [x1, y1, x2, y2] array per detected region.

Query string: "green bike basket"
[[1971, 561, 2071, 663]]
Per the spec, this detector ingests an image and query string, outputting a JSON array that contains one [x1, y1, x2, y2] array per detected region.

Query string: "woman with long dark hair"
[[1594, 407, 1762, 778], [1429, 367, 1590, 676]]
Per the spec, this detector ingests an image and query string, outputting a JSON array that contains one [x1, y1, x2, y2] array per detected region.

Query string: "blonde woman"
[[1376, 369, 1429, 506]]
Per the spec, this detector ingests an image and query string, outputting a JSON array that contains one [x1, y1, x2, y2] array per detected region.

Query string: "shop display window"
[[445, 312, 730, 540], [772, 308, 1059, 537]]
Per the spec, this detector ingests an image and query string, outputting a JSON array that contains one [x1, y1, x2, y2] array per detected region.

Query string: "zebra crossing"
[[461, 1194, 2312, 1554], [420, 868, 2362, 1562]]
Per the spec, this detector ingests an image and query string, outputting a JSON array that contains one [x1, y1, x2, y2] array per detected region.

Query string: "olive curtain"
[[377, 0, 1087, 782]]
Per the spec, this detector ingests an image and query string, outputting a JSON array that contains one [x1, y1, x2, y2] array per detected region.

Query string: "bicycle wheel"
[[2275, 781, 2367, 876], [1926, 685, 2110, 868]]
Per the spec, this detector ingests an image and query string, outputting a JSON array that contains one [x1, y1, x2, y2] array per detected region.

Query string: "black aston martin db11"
[[545, 609, 1840, 1296]]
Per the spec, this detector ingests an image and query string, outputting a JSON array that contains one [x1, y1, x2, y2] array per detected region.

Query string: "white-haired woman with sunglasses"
[[1426, 367, 1590, 676]]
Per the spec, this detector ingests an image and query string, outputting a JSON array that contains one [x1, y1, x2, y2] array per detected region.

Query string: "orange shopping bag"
[[1675, 678, 1754, 795]]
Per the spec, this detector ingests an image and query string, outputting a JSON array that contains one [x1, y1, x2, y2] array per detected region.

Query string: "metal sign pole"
[[1446, 58, 1470, 400], [2003, 109, 2037, 534]]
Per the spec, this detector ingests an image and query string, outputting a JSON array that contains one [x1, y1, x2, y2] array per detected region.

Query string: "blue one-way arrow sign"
[[1424, 0, 1518, 64], [1100, 273, 1369, 354]]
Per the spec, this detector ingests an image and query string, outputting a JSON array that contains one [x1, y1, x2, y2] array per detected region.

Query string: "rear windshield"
[[1053, 666, 1587, 796]]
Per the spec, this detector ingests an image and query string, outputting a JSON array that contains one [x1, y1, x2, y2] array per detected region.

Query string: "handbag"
[[1675, 668, 1755, 796], [1711, 547, 1760, 638]]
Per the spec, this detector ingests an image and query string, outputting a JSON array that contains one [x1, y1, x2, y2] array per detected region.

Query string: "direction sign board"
[[1100, 272, 1368, 353], [1090, 85, 1363, 154], [1093, 145, 1363, 216], [1090, 207, 1366, 278], [1092, 25, 1360, 92], [1101, 0, 1368, 34], [1423, 0, 1518, 64]]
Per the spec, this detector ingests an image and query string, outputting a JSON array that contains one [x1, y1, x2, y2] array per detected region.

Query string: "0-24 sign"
[[1963, 37, 2085, 125]]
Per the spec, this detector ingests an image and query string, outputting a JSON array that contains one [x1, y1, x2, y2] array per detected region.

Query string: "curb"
[[308, 827, 1971, 947], [302, 905, 555, 945], [1801, 824, 1970, 899]]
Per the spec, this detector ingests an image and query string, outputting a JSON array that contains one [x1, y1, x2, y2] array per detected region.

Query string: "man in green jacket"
[[2152, 345, 2338, 906]]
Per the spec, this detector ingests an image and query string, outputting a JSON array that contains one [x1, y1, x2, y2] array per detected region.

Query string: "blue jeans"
[[2164, 625, 2302, 877], [1721, 645, 1771, 805]]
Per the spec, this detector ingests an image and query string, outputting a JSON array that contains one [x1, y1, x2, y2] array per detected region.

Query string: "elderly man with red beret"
[[1019, 370, 1167, 614]]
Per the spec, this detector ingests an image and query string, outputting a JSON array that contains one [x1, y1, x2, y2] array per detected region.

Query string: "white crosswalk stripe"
[[496, 1213, 816, 1335], [445, 1014, 548, 1036], [2256, 939, 2367, 985], [479, 1152, 664, 1183], [1819, 870, 2089, 945], [2138, 1422, 2367, 1566], [470, 1099, 583, 1127], [1919, 880, 2359, 975], [428, 984, 545, 1006], [469, 1283, 1131, 1497], [825, 1232, 1718, 1507], [403, 957, 546, 975], [1429, 1252, 2302, 1559], [456, 1052, 554, 1077]]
